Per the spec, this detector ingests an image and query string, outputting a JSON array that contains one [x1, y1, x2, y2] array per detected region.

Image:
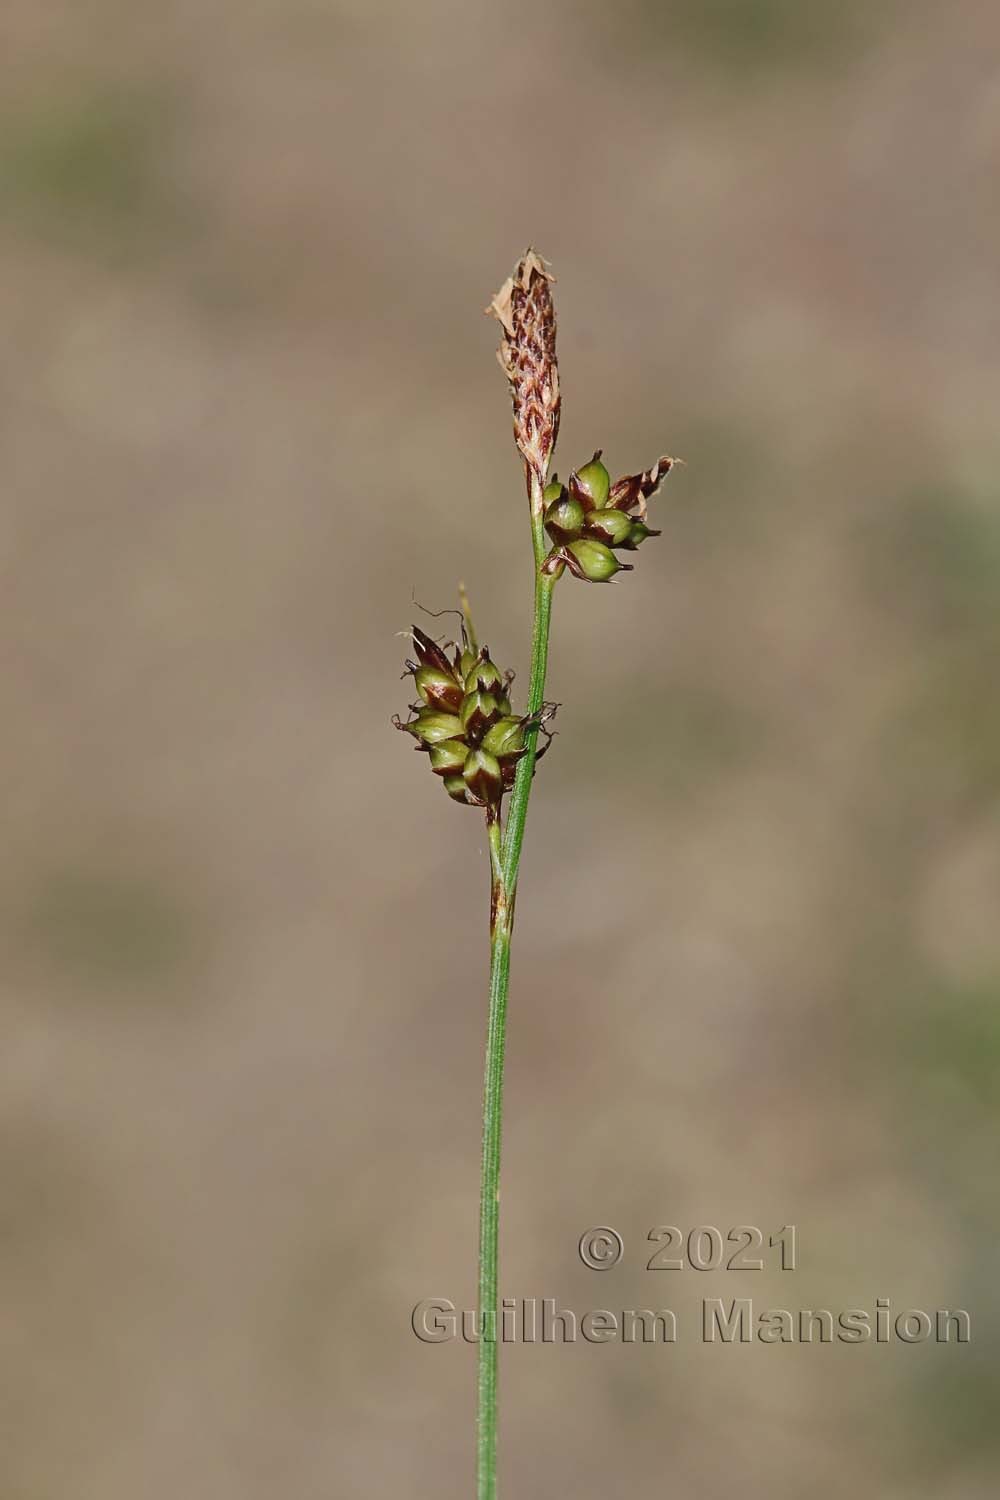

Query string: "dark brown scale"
[[607, 456, 675, 516], [410, 625, 460, 678]]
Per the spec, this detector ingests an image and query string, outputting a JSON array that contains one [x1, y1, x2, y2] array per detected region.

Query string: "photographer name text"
[[411, 1296, 971, 1346]]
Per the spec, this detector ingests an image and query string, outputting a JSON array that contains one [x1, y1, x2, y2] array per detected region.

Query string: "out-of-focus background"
[[3, 1, 999, 1495]]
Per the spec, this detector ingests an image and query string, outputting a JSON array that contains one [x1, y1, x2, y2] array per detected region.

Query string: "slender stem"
[[500, 580, 554, 893], [477, 812, 509, 1500], [477, 470, 556, 1500], [502, 470, 555, 884]]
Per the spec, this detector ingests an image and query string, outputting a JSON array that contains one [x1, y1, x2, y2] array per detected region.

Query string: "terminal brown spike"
[[487, 249, 560, 490]]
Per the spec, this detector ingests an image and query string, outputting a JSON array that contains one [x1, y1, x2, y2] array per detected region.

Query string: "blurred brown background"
[[3, 1, 999, 1495]]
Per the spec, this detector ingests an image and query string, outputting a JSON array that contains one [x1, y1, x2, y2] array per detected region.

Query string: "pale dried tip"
[[485, 248, 555, 333], [458, 580, 477, 651], [487, 275, 516, 336], [649, 455, 678, 487], [609, 454, 681, 520]]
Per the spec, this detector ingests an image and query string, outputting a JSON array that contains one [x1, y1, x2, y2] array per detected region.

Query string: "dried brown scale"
[[608, 455, 676, 519], [487, 249, 560, 488]]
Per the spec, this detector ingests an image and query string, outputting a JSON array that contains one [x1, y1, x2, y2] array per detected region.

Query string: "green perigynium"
[[570, 452, 611, 508], [585, 507, 633, 547], [396, 249, 679, 1500], [542, 487, 587, 543]]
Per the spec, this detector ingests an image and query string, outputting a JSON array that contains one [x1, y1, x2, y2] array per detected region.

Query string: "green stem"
[[477, 819, 509, 1500], [500, 573, 554, 892], [477, 472, 556, 1500]]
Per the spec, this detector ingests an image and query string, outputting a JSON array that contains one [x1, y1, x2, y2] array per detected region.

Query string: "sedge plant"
[[395, 250, 678, 1498]]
